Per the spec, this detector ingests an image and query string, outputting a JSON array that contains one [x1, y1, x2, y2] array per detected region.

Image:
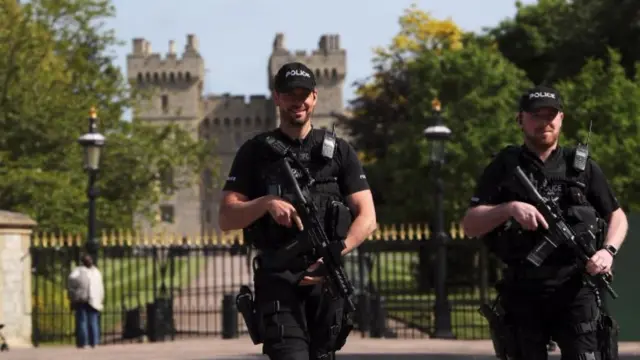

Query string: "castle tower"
[[267, 33, 348, 138], [126, 34, 205, 236]]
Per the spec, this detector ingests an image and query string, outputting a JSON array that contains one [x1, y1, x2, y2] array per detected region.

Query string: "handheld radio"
[[573, 119, 592, 172]]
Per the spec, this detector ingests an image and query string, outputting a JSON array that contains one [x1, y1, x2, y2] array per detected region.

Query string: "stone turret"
[[127, 34, 205, 122], [126, 34, 206, 236]]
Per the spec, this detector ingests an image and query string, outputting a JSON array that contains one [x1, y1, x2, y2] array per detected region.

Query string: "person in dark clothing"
[[218, 62, 377, 360], [462, 85, 628, 360]]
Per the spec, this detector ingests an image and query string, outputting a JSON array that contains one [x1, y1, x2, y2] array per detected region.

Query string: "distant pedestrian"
[[67, 253, 104, 348]]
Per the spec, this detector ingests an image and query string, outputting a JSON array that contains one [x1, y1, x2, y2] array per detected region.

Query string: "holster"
[[327, 200, 353, 243], [236, 285, 263, 345], [478, 302, 516, 360], [598, 313, 620, 360], [334, 311, 353, 351]]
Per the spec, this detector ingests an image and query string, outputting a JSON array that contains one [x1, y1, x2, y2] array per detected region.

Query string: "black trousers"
[[254, 269, 346, 360], [499, 276, 601, 360]]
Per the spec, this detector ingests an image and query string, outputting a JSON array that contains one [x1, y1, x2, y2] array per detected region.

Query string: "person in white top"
[[67, 253, 104, 348]]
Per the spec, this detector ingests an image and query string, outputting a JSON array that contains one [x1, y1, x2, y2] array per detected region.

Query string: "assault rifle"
[[513, 166, 618, 299], [280, 158, 357, 314]]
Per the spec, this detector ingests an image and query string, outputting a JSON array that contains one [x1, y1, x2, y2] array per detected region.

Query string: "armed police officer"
[[218, 62, 377, 360], [461, 85, 628, 360]]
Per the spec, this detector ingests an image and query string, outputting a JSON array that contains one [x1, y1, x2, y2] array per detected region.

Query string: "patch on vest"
[[297, 152, 311, 161], [528, 173, 564, 202]]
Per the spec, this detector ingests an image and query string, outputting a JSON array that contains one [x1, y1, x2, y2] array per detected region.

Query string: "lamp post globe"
[[423, 99, 452, 163], [78, 132, 106, 170]]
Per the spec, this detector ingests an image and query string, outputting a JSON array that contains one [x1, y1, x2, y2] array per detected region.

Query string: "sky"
[[106, 0, 536, 112]]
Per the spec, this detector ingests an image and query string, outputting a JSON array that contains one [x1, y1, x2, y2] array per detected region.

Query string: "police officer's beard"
[[525, 129, 559, 151], [281, 107, 312, 128]]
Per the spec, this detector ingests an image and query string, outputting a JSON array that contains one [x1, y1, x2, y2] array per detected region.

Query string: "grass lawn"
[[32, 254, 203, 345], [382, 289, 496, 339], [360, 250, 497, 340]]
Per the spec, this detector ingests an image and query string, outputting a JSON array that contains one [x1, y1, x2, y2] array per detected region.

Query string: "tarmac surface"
[[6, 338, 640, 360]]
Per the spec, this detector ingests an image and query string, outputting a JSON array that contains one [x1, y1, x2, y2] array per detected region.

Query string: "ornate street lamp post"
[[423, 99, 455, 339], [77, 107, 106, 264]]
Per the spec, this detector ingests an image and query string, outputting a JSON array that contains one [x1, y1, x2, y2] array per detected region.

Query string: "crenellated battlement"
[[201, 93, 275, 132], [268, 33, 347, 90], [127, 34, 205, 85], [204, 94, 270, 109]]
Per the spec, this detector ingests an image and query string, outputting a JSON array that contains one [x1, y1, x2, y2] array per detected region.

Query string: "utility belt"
[[252, 239, 345, 275], [253, 250, 315, 273], [502, 264, 579, 283]]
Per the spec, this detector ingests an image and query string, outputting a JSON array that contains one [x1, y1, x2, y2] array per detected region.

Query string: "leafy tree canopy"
[[0, 0, 216, 234], [489, 0, 640, 85], [343, 6, 530, 224]]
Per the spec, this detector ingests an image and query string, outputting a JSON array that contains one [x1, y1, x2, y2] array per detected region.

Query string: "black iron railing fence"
[[30, 224, 502, 346]]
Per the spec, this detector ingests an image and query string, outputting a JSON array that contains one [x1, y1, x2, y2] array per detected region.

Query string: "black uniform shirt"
[[222, 128, 370, 200], [468, 145, 620, 220]]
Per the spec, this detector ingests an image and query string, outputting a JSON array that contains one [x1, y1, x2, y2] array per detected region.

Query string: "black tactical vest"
[[243, 129, 353, 252], [483, 145, 604, 267]]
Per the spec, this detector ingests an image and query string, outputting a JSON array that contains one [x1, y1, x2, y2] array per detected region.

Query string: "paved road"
[[6, 338, 640, 360], [218, 355, 638, 360]]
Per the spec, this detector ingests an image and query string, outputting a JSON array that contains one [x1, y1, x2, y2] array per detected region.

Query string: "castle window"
[[159, 204, 174, 223], [158, 163, 174, 195], [162, 72, 167, 82], [153, 72, 159, 82], [201, 118, 210, 139], [245, 117, 251, 127], [185, 72, 192, 82], [315, 69, 321, 78], [178, 72, 183, 81], [146, 72, 151, 81], [203, 169, 213, 190], [214, 118, 220, 126], [161, 95, 169, 113], [170, 72, 175, 83], [331, 68, 338, 79], [137, 73, 143, 83], [324, 68, 329, 78], [255, 117, 262, 126], [234, 117, 241, 127], [224, 118, 230, 127]]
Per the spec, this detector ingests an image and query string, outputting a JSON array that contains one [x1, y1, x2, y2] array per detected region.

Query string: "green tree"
[[374, 41, 530, 223], [343, 5, 465, 161], [343, 6, 531, 223], [0, 0, 216, 234], [489, 0, 640, 85], [555, 49, 640, 212]]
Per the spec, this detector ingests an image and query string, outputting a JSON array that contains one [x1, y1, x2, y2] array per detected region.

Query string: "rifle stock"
[[513, 166, 618, 299], [280, 159, 357, 313]]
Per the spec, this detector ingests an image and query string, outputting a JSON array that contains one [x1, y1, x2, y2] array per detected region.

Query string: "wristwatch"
[[604, 244, 618, 257]]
